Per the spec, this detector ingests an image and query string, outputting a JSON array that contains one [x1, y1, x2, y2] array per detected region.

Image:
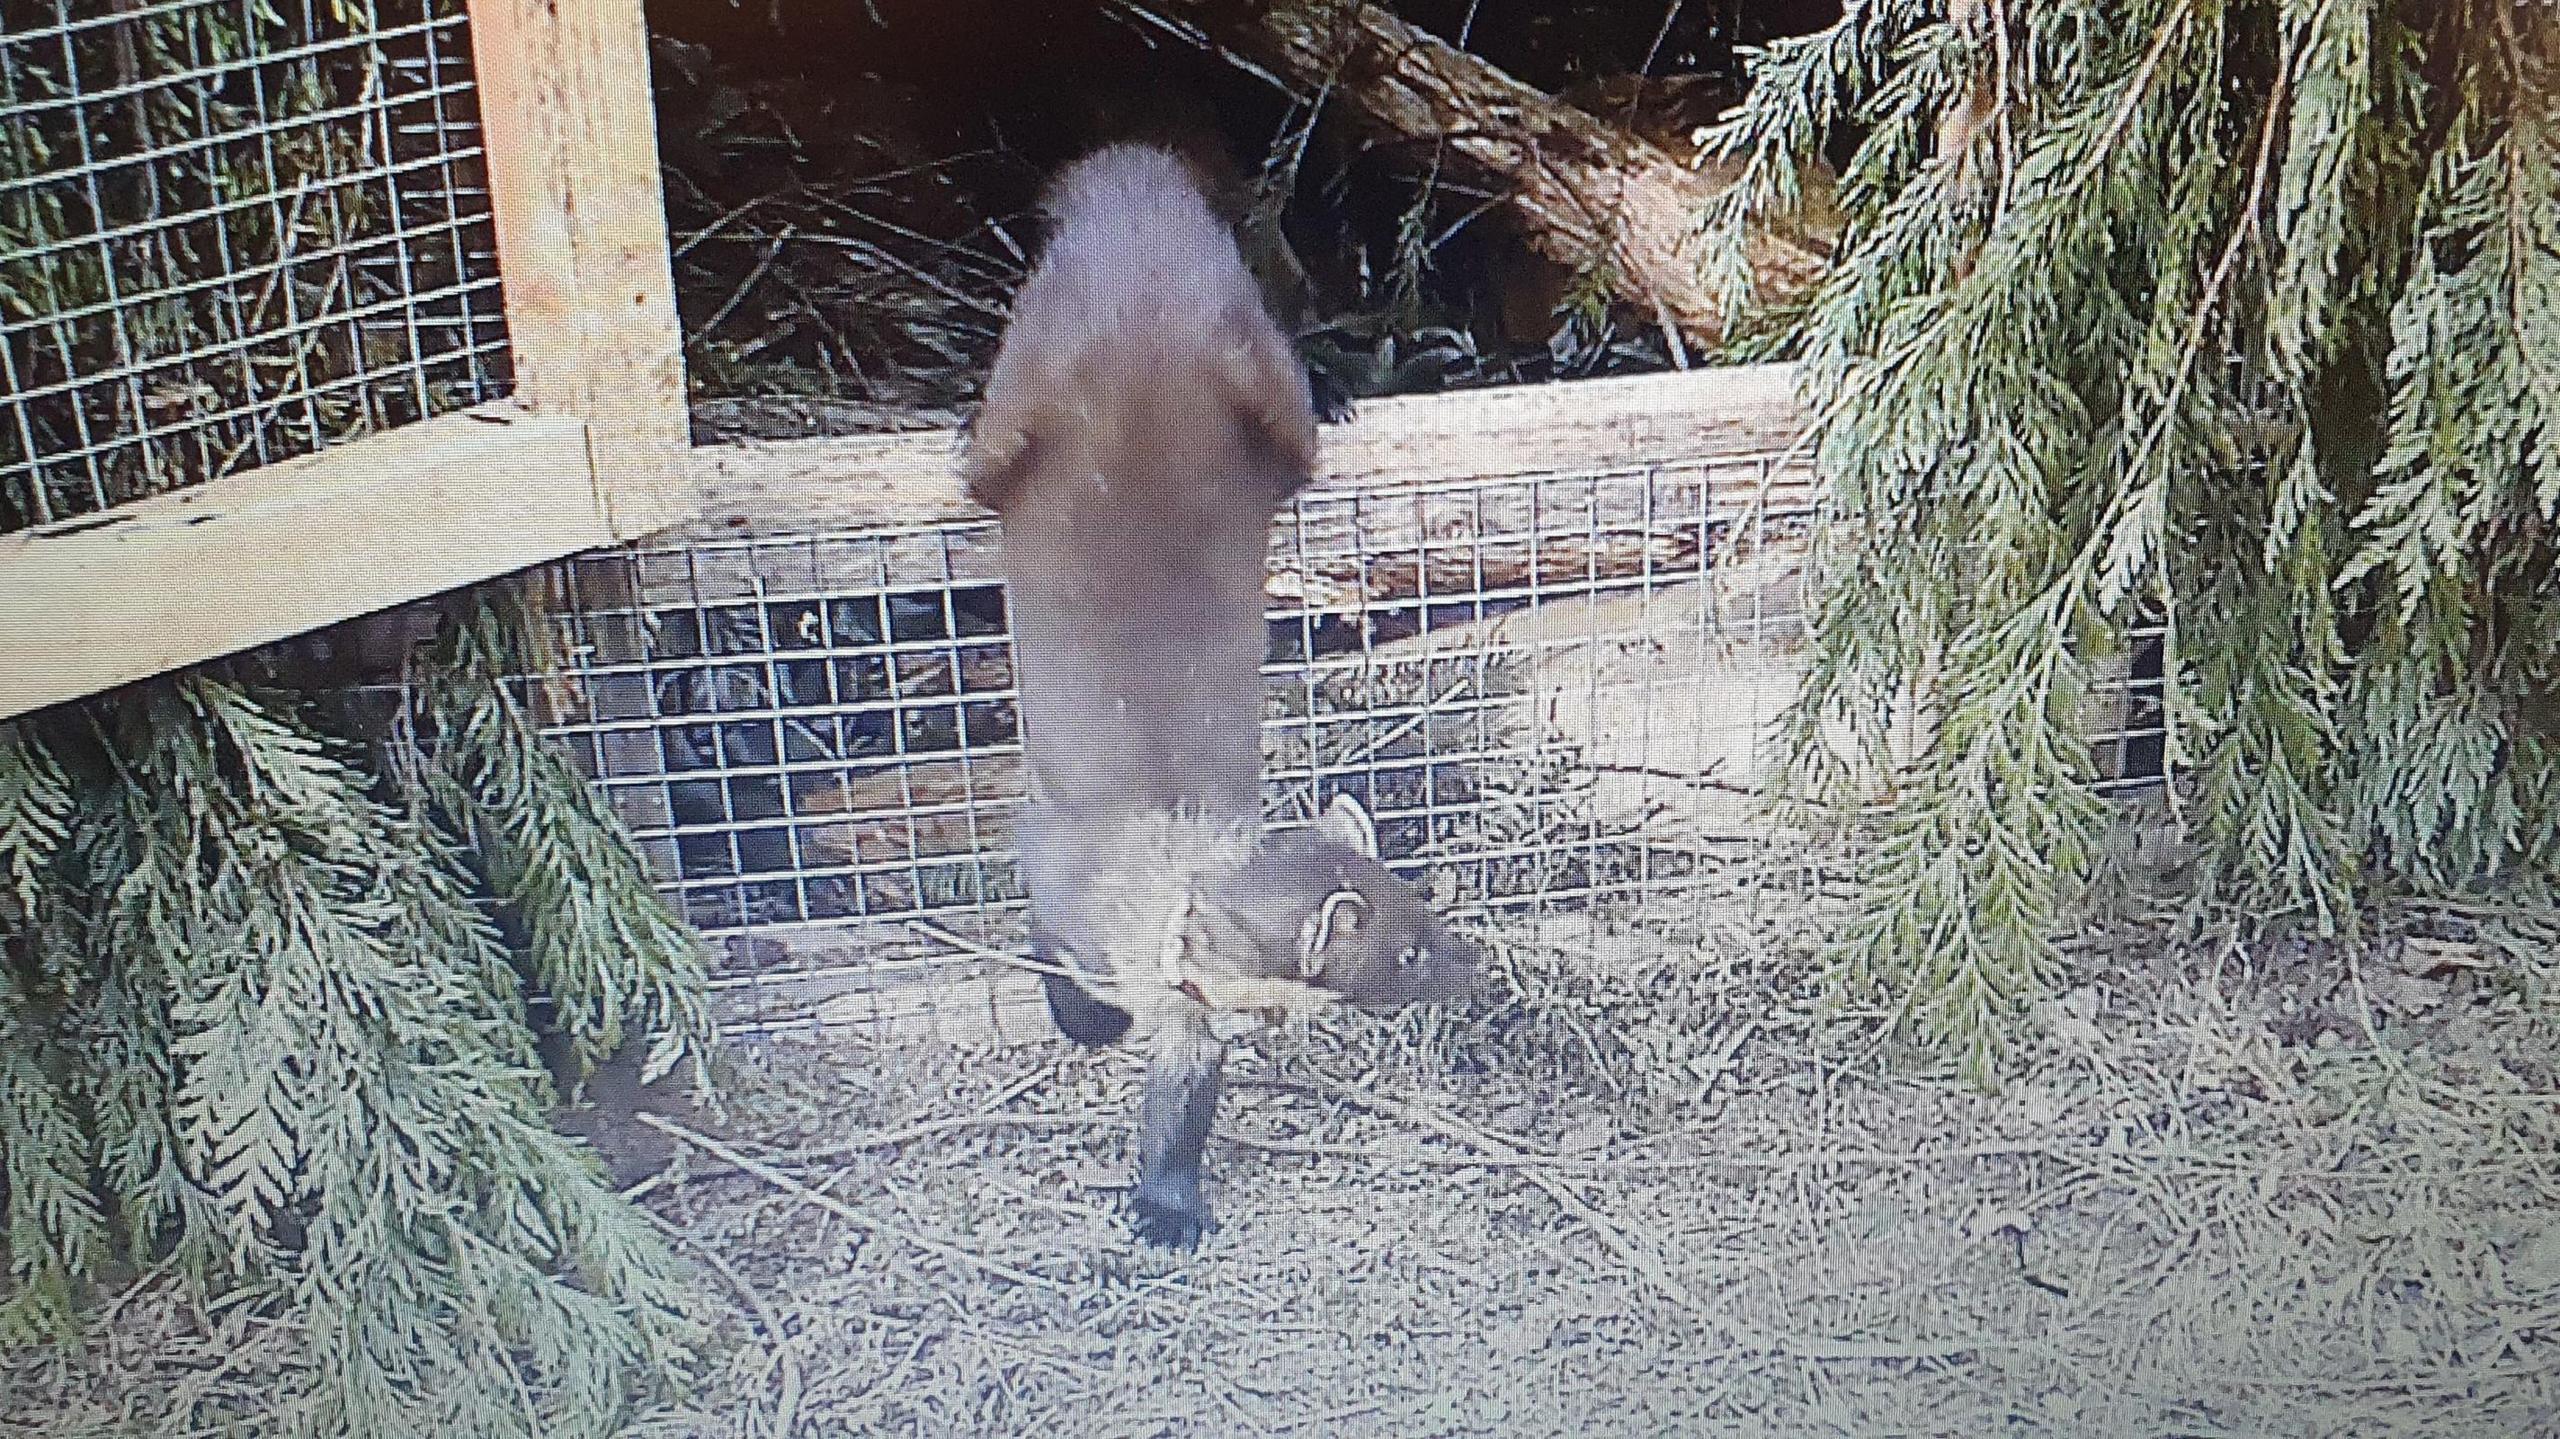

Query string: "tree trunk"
[[1149, 0, 1837, 345]]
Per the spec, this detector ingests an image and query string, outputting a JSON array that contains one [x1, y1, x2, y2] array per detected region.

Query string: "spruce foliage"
[[0, 592, 715, 1437], [1703, 0, 2560, 1075]]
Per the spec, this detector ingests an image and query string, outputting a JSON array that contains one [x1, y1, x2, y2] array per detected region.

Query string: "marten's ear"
[[1210, 305, 1319, 499], [957, 397, 1050, 515], [1315, 794, 1379, 859]]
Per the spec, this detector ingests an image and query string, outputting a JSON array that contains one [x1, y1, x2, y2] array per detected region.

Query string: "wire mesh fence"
[[536, 444, 2163, 1044], [1, 0, 511, 533]]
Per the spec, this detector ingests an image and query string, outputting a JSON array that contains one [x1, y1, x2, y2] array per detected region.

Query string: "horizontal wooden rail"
[[3, 365, 1811, 716], [1, 404, 604, 718], [679, 363, 1817, 542]]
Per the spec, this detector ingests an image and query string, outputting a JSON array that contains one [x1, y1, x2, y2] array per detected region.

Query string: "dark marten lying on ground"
[[962, 143, 1480, 1248]]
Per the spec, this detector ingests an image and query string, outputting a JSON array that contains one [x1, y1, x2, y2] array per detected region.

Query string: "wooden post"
[[466, 0, 695, 539]]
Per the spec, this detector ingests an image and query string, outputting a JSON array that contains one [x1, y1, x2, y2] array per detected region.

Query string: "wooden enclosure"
[[0, 0, 692, 719]]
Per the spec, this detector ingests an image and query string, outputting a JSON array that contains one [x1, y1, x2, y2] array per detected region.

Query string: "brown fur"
[[964, 144, 1314, 823], [963, 145, 1477, 1248]]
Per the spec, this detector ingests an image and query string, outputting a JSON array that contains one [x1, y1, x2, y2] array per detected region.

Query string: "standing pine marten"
[[962, 143, 1479, 1248]]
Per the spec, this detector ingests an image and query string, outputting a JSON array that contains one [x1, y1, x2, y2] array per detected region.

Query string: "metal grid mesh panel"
[[549, 521, 1022, 939], [539, 456, 1865, 1038], [1263, 465, 1775, 916], [540, 444, 2167, 1041], [1, 0, 510, 533]]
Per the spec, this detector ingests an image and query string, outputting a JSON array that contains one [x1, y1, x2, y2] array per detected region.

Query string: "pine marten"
[[962, 143, 1479, 1248]]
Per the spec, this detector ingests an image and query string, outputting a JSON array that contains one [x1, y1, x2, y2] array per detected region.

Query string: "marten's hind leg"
[[1034, 931, 1133, 1046], [1131, 1009, 1225, 1248]]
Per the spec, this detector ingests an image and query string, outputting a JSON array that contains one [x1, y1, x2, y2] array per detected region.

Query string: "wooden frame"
[[0, 0, 693, 720]]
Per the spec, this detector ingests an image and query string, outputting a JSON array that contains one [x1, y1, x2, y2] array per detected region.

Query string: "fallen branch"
[[1297, 1069, 2017, 1363], [635, 1112, 1069, 1295], [1131, 0, 1836, 343], [649, 1213, 805, 1439]]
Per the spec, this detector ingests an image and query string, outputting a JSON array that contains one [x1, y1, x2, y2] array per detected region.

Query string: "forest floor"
[[9, 861, 2559, 1436], [613, 866, 2560, 1438]]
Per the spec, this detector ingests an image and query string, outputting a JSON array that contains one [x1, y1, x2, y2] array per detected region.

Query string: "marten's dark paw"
[[1040, 969, 1133, 1047], [1129, 1191, 1215, 1250]]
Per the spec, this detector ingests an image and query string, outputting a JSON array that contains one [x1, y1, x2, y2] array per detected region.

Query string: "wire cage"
[[533, 364, 2176, 1048], [0, 8, 2166, 1047], [0, 0, 511, 532], [538, 468, 1768, 1042]]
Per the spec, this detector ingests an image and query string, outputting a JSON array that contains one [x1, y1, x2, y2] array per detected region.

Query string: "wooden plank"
[[1319, 363, 1813, 487], [806, 969, 1054, 1050], [685, 427, 973, 539], [677, 363, 1815, 542], [466, 0, 694, 539], [0, 405, 601, 719]]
